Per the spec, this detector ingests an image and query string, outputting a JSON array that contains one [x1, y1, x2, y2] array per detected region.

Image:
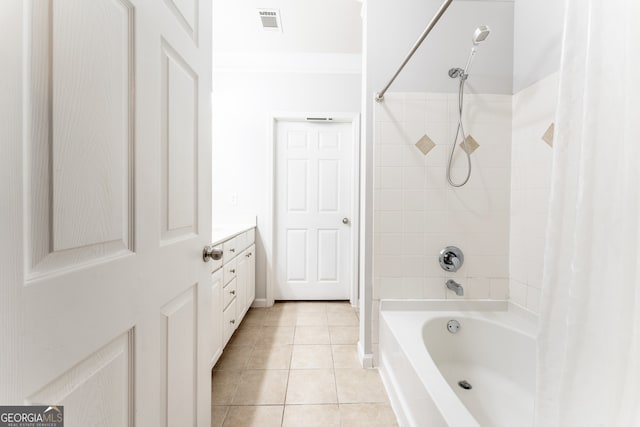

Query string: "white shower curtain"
[[535, 0, 640, 426]]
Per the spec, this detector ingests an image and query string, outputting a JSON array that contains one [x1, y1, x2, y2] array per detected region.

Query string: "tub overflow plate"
[[447, 319, 460, 333]]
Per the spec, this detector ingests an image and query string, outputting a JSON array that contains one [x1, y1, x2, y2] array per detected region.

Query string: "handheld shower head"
[[472, 25, 491, 45], [463, 25, 491, 75]]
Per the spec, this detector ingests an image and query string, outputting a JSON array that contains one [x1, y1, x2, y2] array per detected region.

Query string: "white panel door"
[[0, 1, 213, 426], [275, 120, 353, 300]]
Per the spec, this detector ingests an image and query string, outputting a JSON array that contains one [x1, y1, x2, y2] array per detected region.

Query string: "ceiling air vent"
[[258, 9, 282, 32]]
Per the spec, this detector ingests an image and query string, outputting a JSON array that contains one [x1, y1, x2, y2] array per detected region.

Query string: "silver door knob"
[[203, 245, 223, 262], [342, 218, 350, 224]]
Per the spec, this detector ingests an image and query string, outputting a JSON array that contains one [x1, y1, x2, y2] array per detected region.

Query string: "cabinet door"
[[210, 269, 223, 367], [247, 244, 256, 307], [236, 249, 249, 322]]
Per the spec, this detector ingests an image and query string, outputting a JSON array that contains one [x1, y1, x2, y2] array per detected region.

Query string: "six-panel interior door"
[[275, 120, 353, 300], [0, 1, 212, 426]]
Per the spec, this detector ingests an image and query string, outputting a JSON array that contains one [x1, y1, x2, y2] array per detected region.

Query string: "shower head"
[[472, 25, 491, 45], [461, 25, 491, 75], [449, 25, 492, 80]]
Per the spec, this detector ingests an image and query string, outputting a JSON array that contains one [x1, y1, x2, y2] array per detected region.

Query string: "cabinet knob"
[[230, 269, 235, 273], [230, 248, 235, 253], [246, 252, 252, 257], [230, 290, 235, 295], [230, 319, 235, 324]]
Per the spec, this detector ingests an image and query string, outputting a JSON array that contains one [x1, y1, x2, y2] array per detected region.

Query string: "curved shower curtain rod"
[[375, 0, 453, 102]]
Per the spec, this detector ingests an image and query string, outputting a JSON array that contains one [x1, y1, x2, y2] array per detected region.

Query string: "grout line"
[[279, 403, 285, 427], [281, 318, 295, 426], [329, 310, 341, 416]]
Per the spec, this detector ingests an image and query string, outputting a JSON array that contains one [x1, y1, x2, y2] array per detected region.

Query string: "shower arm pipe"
[[374, 0, 453, 102]]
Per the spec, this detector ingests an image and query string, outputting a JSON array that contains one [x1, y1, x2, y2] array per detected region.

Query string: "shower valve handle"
[[447, 255, 461, 270], [439, 246, 464, 272]]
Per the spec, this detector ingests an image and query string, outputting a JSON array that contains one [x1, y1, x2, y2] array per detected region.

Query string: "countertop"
[[212, 223, 255, 246]]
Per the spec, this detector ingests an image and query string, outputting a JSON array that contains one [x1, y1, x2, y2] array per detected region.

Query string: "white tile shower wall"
[[372, 92, 512, 351], [509, 73, 559, 314]]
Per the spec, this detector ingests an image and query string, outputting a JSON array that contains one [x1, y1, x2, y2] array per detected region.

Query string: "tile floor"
[[211, 301, 398, 427]]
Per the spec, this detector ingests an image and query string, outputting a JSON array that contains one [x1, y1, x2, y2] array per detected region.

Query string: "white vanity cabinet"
[[210, 226, 256, 367]]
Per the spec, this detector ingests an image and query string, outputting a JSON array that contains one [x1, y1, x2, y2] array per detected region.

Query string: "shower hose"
[[446, 76, 472, 187]]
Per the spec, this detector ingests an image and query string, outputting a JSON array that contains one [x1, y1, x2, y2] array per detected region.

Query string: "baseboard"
[[251, 298, 269, 308], [358, 340, 374, 368], [209, 348, 223, 370]]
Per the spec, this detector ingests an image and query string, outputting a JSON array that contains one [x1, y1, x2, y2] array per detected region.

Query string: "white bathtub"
[[378, 300, 536, 427]]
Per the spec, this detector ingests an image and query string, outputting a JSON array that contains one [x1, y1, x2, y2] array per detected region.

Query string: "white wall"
[[513, 0, 565, 92], [367, 0, 514, 95], [213, 0, 362, 55], [212, 70, 361, 301]]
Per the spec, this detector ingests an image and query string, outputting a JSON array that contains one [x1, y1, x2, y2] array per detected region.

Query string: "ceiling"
[[213, 0, 363, 54]]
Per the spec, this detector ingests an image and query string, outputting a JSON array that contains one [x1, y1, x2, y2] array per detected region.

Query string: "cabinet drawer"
[[245, 228, 255, 247], [223, 258, 237, 285], [243, 246, 254, 260], [223, 298, 237, 345], [223, 278, 237, 309], [234, 232, 247, 253], [223, 237, 239, 263]]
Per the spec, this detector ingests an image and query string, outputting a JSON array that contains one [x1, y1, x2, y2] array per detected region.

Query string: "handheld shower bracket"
[[448, 68, 467, 80]]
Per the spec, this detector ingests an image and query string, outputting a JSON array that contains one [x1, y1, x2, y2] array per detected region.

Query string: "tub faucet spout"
[[446, 279, 464, 296]]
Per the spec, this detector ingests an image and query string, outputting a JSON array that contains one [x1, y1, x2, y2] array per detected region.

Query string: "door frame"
[[265, 112, 360, 307]]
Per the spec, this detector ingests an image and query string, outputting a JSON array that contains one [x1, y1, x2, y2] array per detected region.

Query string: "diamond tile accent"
[[459, 134, 480, 154], [414, 134, 436, 156], [542, 123, 554, 147]]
